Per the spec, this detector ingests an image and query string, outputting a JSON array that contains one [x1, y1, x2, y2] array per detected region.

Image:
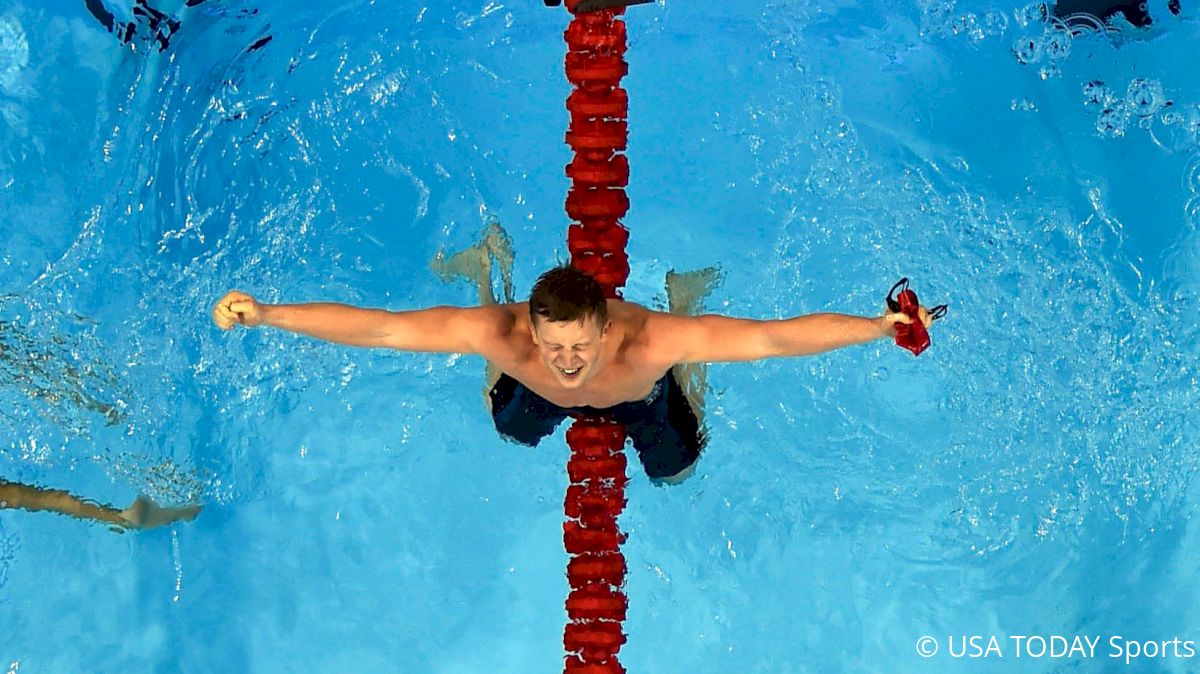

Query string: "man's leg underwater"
[[429, 222, 516, 407], [659, 266, 721, 485]]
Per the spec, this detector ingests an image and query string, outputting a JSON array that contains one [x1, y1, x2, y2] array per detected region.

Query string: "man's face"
[[532, 316, 608, 388]]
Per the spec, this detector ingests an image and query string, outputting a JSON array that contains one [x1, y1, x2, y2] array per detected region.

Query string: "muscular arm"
[[257, 302, 514, 354], [652, 312, 891, 364], [214, 290, 522, 357]]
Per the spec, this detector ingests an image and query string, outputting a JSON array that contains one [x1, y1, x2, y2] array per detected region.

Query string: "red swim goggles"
[[886, 278, 947, 356]]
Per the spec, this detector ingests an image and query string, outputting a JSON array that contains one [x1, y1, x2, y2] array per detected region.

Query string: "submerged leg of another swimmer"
[[0, 480, 201, 532], [430, 221, 516, 403], [659, 266, 719, 485]]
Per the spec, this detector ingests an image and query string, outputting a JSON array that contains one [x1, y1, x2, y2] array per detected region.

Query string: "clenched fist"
[[879, 304, 935, 337], [212, 290, 265, 330]]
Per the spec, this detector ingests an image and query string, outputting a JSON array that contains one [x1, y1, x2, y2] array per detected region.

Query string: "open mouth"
[[559, 366, 582, 379]]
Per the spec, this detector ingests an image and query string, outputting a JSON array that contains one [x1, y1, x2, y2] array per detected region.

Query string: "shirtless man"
[[212, 264, 933, 485]]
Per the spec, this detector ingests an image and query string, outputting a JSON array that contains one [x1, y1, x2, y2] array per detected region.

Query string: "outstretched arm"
[[652, 309, 930, 364], [212, 290, 512, 353]]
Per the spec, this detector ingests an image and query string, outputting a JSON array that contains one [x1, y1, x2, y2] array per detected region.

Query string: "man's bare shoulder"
[[461, 302, 525, 337], [615, 303, 697, 367], [457, 303, 534, 361]]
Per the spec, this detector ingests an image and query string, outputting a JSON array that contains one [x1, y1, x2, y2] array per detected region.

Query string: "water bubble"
[[949, 13, 986, 42], [1185, 194, 1200, 230], [1014, 2, 1049, 28], [1039, 64, 1060, 80], [1148, 111, 1199, 153], [1185, 154, 1200, 193], [982, 10, 1010, 35], [1083, 80, 1110, 105], [1162, 110, 1184, 127], [810, 79, 838, 109], [804, 163, 840, 196], [1126, 77, 1166, 117], [1042, 24, 1072, 60], [1012, 36, 1043, 64], [1096, 105, 1129, 138], [949, 12, 969, 34], [920, 1, 955, 36], [1011, 98, 1038, 112]]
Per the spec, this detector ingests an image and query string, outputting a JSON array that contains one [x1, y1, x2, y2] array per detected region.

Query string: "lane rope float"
[[548, 5, 945, 671], [553, 1, 644, 672]]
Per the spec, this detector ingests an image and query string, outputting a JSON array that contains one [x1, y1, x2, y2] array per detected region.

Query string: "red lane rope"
[[558, 3, 633, 673]]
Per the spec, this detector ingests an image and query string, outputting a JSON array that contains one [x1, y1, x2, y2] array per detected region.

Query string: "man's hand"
[[879, 304, 934, 337], [213, 290, 265, 330]]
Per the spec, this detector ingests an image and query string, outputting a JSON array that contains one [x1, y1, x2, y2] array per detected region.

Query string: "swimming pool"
[[2, 0, 1198, 671]]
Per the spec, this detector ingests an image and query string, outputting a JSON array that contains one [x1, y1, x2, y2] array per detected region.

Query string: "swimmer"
[[85, 0, 197, 51], [0, 479, 201, 531], [1052, 0, 1181, 29], [213, 248, 934, 486], [548, 0, 656, 12]]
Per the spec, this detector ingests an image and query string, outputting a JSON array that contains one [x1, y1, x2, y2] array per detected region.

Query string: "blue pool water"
[[1, 0, 1199, 671]]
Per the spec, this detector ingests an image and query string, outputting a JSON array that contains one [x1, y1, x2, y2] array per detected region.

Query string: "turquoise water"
[[1, 0, 1199, 672]]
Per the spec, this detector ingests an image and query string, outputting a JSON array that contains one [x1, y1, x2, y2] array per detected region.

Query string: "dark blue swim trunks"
[[489, 370, 705, 480]]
